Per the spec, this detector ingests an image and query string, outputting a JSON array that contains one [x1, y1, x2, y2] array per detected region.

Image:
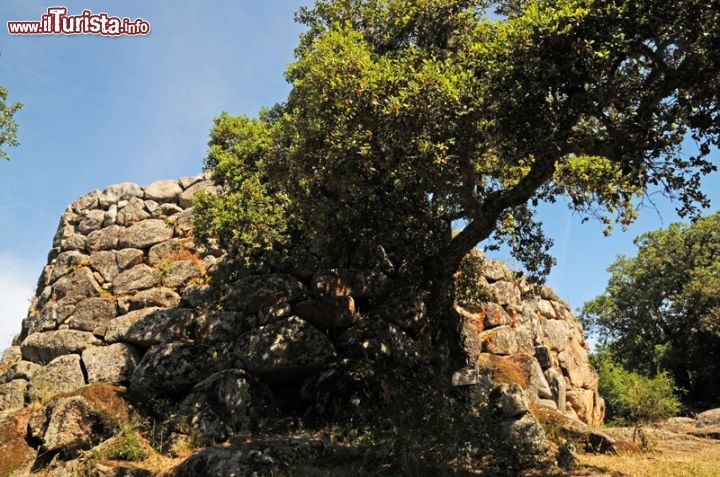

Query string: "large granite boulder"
[[234, 316, 336, 382]]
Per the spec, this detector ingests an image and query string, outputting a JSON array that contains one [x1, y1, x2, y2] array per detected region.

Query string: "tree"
[[582, 211, 720, 404], [197, 0, 720, 360], [0, 81, 22, 161]]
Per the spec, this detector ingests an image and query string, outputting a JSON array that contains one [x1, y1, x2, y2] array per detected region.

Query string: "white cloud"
[[0, 254, 39, 351]]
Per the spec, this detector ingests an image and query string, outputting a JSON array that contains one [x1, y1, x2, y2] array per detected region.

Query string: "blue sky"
[[0, 1, 718, 349]]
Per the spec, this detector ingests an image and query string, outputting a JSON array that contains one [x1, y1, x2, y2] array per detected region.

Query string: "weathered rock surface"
[[171, 447, 275, 477], [0, 360, 41, 384], [697, 408, 720, 427], [28, 354, 86, 402], [0, 407, 38, 476], [112, 264, 161, 294], [224, 274, 306, 312], [295, 296, 357, 328], [130, 342, 232, 397], [42, 385, 129, 454], [118, 219, 174, 249], [82, 343, 143, 384], [178, 369, 275, 445], [234, 316, 336, 382], [20, 330, 101, 363], [144, 179, 182, 203], [336, 320, 420, 363], [490, 383, 550, 457], [0, 379, 27, 411], [67, 297, 117, 331]]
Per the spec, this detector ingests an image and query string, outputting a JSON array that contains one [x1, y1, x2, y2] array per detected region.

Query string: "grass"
[[566, 422, 720, 477], [576, 445, 720, 476]]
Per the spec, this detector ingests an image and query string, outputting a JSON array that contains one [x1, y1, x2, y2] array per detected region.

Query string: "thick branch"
[[441, 154, 558, 276]]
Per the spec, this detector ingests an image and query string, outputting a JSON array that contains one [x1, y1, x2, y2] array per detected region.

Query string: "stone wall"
[[455, 255, 604, 425], [0, 175, 604, 472]]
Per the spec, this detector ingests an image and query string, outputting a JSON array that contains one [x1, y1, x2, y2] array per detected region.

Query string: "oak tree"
[[197, 0, 720, 356], [582, 212, 720, 404]]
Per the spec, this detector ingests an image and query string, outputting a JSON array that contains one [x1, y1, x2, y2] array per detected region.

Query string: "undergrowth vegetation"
[[593, 351, 681, 426]]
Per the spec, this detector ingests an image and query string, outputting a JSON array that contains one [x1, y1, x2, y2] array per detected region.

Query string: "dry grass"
[[569, 424, 720, 477]]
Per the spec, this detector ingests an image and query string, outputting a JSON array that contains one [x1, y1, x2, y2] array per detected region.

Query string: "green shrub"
[[594, 351, 680, 425], [455, 250, 491, 304]]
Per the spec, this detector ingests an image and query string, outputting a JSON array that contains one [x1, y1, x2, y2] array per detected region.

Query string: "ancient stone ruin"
[[0, 174, 606, 474]]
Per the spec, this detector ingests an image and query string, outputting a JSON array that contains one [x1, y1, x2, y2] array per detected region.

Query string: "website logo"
[[8, 7, 151, 36]]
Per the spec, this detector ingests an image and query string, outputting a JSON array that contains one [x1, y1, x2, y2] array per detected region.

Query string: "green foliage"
[[454, 249, 491, 304], [202, 0, 720, 293], [193, 112, 289, 264], [0, 81, 22, 161], [582, 211, 720, 403], [593, 351, 680, 425]]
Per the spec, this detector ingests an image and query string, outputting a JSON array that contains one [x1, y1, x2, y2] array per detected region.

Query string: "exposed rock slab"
[[224, 274, 306, 312], [144, 179, 182, 203], [52, 267, 100, 305], [111, 264, 160, 294], [130, 342, 233, 397], [171, 447, 275, 477], [107, 308, 194, 347], [295, 296, 356, 329], [234, 316, 336, 382], [118, 219, 173, 249], [82, 343, 143, 384], [178, 369, 275, 445], [337, 320, 420, 363], [28, 354, 86, 402], [67, 297, 117, 331], [20, 330, 101, 363], [0, 408, 38, 476], [0, 379, 27, 411]]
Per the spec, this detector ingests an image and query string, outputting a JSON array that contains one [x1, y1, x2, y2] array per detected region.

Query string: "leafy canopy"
[[582, 211, 720, 403], [197, 0, 720, 289]]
